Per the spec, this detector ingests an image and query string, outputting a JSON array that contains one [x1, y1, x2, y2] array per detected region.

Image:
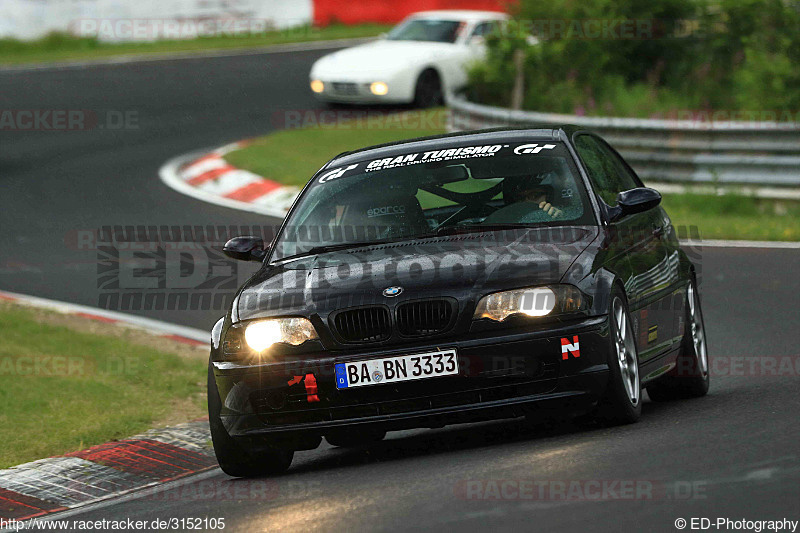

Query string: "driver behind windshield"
[[483, 173, 579, 224]]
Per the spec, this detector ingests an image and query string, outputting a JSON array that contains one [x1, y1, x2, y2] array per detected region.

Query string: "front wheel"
[[647, 279, 710, 401], [412, 70, 443, 108], [208, 362, 293, 477], [595, 291, 642, 425]]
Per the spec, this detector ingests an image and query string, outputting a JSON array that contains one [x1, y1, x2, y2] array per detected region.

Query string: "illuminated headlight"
[[244, 318, 318, 352], [473, 285, 587, 322], [310, 80, 325, 93], [369, 81, 389, 95]]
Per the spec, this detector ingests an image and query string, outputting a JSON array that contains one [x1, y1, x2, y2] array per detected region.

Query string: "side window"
[[470, 21, 496, 39], [574, 135, 640, 205]]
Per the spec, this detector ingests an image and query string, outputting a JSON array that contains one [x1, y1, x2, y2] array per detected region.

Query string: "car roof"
[[405, 10, 509, 22], [328, 126, 583, 168]]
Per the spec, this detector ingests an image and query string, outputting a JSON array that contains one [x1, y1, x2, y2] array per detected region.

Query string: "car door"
[[573, 133, 676, 363], [444, 20, 500, 90]]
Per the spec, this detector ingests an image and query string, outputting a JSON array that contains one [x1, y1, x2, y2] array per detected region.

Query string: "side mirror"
[[469, 35, 485, 46], [223, 236, 267, 262], [609, 187, 661, 221]]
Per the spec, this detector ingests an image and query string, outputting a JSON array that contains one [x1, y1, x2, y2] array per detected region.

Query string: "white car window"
[[387, 19, 465, 44], [470, 21, 498, 39]]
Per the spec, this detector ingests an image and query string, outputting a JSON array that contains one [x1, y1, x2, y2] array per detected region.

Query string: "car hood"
[[311, 40, 459, 77], [233, 226, 599, 323]]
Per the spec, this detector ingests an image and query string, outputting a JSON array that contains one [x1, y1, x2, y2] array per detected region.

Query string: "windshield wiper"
[[432, 223, 537, 236], [279, 239, 398, 262]]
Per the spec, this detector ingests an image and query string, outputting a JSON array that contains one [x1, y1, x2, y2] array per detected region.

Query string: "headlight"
[[310, 80, 324, 93], [244, 318, 318, 352], [370, 81, 389, 95], [473, 285, 587, 322]]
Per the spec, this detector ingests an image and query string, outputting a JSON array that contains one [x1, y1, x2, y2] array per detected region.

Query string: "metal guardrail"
[[447, 95, 800, 186]]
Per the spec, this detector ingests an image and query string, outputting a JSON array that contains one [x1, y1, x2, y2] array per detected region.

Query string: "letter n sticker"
[[561, 336, 580, 360]]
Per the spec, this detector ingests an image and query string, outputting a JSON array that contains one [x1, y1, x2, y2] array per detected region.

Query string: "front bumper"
[[212, 316, 611, 443], [310, 78, 415, 105]]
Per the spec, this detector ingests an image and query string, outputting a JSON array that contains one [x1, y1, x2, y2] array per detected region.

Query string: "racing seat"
[[338, 192, 429, 240]]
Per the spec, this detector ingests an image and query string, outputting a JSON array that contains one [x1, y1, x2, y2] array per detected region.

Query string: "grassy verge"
[[0, 304, 207, 468], [0, 24, 390, 66], [660, 193, 800, 241], [226, 109, 449, 187], [224, 108, 799, 241]]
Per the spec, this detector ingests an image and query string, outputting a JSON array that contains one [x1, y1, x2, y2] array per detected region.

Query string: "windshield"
[[273, 141, 595, 261], [386, 19, 464, 43]]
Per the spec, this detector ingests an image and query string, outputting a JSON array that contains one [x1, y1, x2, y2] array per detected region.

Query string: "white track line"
[[679, 239, 800, 249], [0, 289, 208, 342], [0, 37, 375, 73]]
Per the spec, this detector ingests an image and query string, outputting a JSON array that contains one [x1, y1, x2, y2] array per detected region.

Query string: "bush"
[[467, 0, 800, 117]]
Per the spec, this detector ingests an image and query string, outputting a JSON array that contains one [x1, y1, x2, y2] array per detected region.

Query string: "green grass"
[[0, 24, 390, 66], [0, 307, 207, 468], [225, 108, 449, 187], [660, 192, 800, 241], [224, 108, 799, 241]]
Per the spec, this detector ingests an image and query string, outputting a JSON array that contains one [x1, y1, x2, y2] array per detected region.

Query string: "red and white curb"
[[0, 291, 216, 522], [159, 142, 299, 219], [0, 421, 215, 522]]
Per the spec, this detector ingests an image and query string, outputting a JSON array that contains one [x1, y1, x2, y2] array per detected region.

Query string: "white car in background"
[[309, 10, 509, 107]]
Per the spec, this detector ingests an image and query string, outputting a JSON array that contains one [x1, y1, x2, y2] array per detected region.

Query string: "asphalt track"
[[1, 47, 799, 532]]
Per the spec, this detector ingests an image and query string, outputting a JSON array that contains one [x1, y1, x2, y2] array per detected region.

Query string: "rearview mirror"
[[223, 236, 267, 262], [610, 187, 662, 221]]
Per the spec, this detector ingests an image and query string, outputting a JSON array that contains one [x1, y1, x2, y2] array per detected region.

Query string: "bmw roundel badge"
[[383, 286, 403, 297]]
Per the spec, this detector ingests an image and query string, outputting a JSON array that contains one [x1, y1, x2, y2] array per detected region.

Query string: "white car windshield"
[[386, 19, 464, 43], [272, 142, 596, 262]]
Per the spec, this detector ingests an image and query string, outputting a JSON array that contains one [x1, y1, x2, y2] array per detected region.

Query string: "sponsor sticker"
[[561, 335, 580, 360], [513, 143, 556, 155], [318, 164, 358, 184]]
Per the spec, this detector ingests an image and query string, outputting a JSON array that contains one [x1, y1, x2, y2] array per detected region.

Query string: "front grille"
[[331, 82, 359, 95], [332, 306, 391, 343], [396, 299, 454, 336]]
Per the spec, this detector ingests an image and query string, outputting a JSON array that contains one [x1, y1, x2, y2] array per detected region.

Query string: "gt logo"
[[514, 143, 556, 155], [561, 335, 580, 360], [318, 164, 358, 184]]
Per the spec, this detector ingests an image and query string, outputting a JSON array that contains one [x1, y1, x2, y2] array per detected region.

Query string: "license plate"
[[335, 349, 458, 389]]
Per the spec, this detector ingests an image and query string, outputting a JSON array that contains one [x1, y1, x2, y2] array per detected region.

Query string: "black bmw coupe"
[[209, 127, 710, 477]]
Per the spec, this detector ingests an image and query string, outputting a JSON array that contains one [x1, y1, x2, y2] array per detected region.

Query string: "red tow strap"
[[288, 374, 320, 402], [304, 374, 320, 402]]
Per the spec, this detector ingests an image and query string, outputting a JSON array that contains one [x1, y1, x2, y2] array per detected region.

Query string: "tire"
[[647, 278, 710, 401], [326, 430, 386, 448], [595, 289, 642, 425], [412, 69, 443, 108], [208, 362, 293, 477]]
